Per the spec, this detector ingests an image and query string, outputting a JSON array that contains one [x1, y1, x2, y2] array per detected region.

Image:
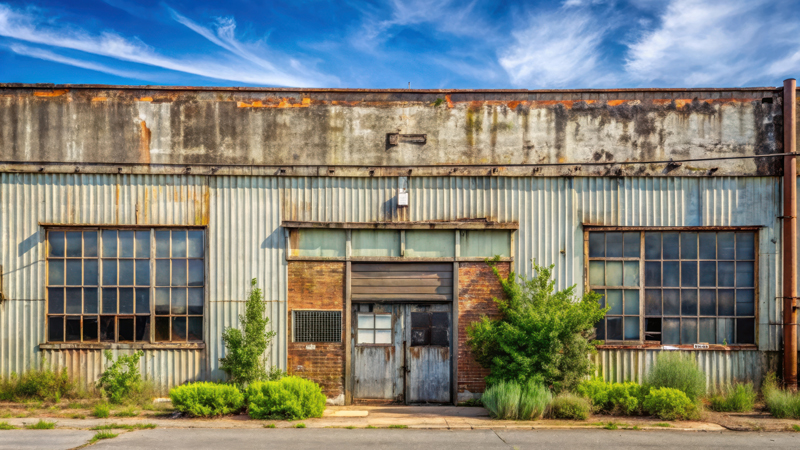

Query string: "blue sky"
[[0, 0, 799, 89]]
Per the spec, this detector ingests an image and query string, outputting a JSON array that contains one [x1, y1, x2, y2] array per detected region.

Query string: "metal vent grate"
[[293, 311, 342, 343]]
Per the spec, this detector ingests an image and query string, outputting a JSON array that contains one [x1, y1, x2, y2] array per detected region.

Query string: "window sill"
[[597, 343, 758, 351], [39, 342, 206, 350]]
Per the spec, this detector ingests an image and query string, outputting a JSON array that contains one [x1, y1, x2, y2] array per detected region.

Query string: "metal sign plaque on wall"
[[387, 133, 427, 146]]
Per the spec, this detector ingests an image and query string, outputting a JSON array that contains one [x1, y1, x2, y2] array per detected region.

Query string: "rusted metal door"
[[352, 303, 405, 401], [405, 304, 452, 404]]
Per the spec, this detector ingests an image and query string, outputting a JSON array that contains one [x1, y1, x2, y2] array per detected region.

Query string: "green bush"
[[96, 351, 143, 404], [93, 403, 110, 418], [0, 368, 73, 401], [645, 352, 706, 402], [466, 260, 607, 392], [245, 376, 325, 420], [481, 379, 552, 420], [643, 387, 699, 421], [546, 393, 590, 420], [708, 383, 756, 413], [762, 373, 800, 419], [519, 379, 552, 420], [576, 379, 648, 415], [170, 382, 244, 417]]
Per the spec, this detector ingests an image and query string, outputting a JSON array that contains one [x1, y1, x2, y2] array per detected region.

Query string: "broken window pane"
[[172, 317, 187, 341], [48, 316, 64, 341], [100, 316, 115, 342], [155, 317, 170, 341], [84, 316, 98, 341], [118, 318, 134, 342], [136, 316, 151, 341], [606, 317, 622, 340], [411, 329, 429, 346], [606, 232, 623, 258], [736, 318, 754, 344], [595, 319, 605, 340]]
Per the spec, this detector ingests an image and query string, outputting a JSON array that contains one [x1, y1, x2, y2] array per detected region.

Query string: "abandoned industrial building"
[[0, 79, 798, 405]]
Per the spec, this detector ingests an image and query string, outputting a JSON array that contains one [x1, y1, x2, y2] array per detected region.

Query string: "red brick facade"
[[457, 262, 509, 397], [287, 261, 346, 400]]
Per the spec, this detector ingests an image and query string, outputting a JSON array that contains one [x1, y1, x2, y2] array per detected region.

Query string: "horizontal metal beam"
[[283, 221, 519, 230], [39, 342, 206, 350], [39, 222, 207, 229], [583, 225, 763, 231]]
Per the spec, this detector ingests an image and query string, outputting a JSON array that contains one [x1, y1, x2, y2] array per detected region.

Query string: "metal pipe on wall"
[[784, 78, 798, 390]]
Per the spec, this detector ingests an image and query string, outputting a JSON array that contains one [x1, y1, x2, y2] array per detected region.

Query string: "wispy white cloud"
[[7, 43, 147, 79]]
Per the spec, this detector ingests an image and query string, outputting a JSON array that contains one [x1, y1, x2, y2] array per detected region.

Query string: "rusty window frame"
[[355, 312, 393, 346], [586, 228, 757, 346]]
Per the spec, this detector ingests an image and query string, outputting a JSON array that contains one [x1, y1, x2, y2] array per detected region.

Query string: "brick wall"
[[287, 261, 346, 401], [457, 262, 509, 399]]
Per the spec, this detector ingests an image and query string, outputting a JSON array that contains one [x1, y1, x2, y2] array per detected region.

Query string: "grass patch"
[[0, 421, 18, 430], [0, 368, 74, 402], [345, 426, 356, 429], [294, 423, 306, 428], [67, 402, 84, 409], [89, 431, 118, 444], [366, 425, 377, 429], [264, 423, 276, 428], [91, 424, 134, 431], [646, 353, 706, 402], [93, 403, 110, 418], [630, 425, 641, 430], [763, 373, 800, 419], [602, 422, 618, 430], [546, 393, 591, 420], [708, 383, 756, 412], [113, 407, 139, 417], [387, 424, 408, 429], [652, 422, 672, 427], [26, 420, 55, 429], [66, 413, 86, 419], [790, 424, 800, 432], [0, 412, 12, 419]]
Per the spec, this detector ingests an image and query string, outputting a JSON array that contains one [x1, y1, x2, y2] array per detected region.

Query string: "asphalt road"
[[2, 428, 800, 449]]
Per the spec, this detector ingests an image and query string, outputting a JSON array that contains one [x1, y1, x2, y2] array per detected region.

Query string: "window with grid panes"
[[588, 230, 756, 345], [356, 313, 392, 345], [46, 228, 205, 344]]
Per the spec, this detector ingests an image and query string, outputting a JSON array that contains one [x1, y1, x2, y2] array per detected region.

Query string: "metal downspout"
[[784, 78, 797, 389]]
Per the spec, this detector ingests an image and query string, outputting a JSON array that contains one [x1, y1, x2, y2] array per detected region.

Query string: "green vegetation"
[[458, 398, 482, 407], [0, 368, 74, 402], [96, 351, 144, 404], [433, 98, 445, 107], [0, 421, 17, 430], [643, 388, 699, 421], [25, 420, 55, 429], [602, 422, 618, 430], [576, 379, 648, 415], [169, 382, 244, 417], [546, 393, 591, 420], [294, 423, 306, 428], [645, 353, 706, 402], [708, 383, 756, 412], [366, 425, 377, 429], [791, 424, 800, 432], [652, 423, 672, 427], [481, 379, 551, 420], [113, 406, 139, 417], [763, 373, 800, 419], [66, 413, 85, 419], [345, 425, 356, 429], [93, 403, 110, 418], [245, 376, 325, 420], [387, 425, 408, 429], [466, 260, 607, 392], [89, 431, 118, 444]]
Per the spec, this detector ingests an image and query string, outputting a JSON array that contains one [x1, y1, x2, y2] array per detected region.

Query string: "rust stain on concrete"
[[34, 89, 68, 97], [139, 120, 151, 164]]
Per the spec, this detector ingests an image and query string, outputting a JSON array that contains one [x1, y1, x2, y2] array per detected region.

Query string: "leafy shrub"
[[708, 383, 756, 412], [96, 351, 143, 404], [220, 279, 280, 388], [519, 380, 552, 420], [93, 403, 110, 418], [466, 260, 607, 392], [0, 368, 73, 401], [645, 352, 706, 402], [762, 373, 800, 419], [482, 379, 552, 420], [576, 379, 648, 415], [643, 387, 699, 421], [170, 382, 244, 417], [246, 376, 325, 420], [546, 393, 590, 420]]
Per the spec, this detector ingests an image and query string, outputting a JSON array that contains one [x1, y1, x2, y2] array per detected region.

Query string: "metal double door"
[[352, 303, 451, 404]]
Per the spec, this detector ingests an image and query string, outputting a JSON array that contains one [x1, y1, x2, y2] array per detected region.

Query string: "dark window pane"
[[48, 288, 64, 314], [680, 232, 697, 259], [718, 318, 734, 345], [155, 317, 170, 341], [737, 289, 755, 316], [412, 312, 430, 328], [606, 232, 623, 257], [699, 290, 716, 315], [136, 289, 150, 314], [48, 259, 64, 285], [155, 288, 170, 315], [119, 231, 134, 258], [172, 317, 187, 341], [663, 261, 679, 286], [100, 316, 115, 342], [188, 317, 203, 341], [431, 312, 449, 328], [155, 260, 170, 286], [102, 288, 117, 314], [698, 232, 716, 259], [172, 260, 187, 286], [595, 319, 605, 340], [66, 259, 82, 285], [136, 316, 151, 342], [65, 316, 81, 341], [102, 259, 117, 285], [624, 317, 639, 340], [119, 260, 134, 286], [736, 318, 755, 344], [102, 230, 117, 257], [172, 230, 187, 257], [645, 262, 661, 286], [66, 231, 82, 257], [736, 232, 755, 260], [718, 232, 735, 259], [84, 259, 98, 285], [699, 261, 716, 287], [83, 316, 98, 341], [188, 231, 204, 258], [188, 260, 204, 287], [597, 290, 605, 309], [700, 318, 716, 344], [645, 289, 661, 315], [119, 288, 134, 314], [188, 289, 203, 315], [645, 232, 661, 259], [48, 316, 64, 341], [681, 289, 698, 315], [155, 230, 170, 258], [718, 289, 735, 315], [681, 261, 697, 287], [135, 231, 150, 258], [589, 232, 604, 258], [84, 232, 98, 257], [49, 231, 64, 257], [411, 329, 429, 346], [84, 288, 98, 314], [663, 289, 680, 315], [431, 327, 449, 346], [119, 318, 134, 342], [607, 317, 623, 340], [681, 318, 698, 344], [65, 288, 82, 314], [663, 232, 679, 259], [135, 260, 150, 286], [171, 288, 186, 315], [606, 290, 622, 315], [736, 262, 754, 287], [623, 232, 640, 258], [718, 261, 735, 286], [645, 318, 661, 341]]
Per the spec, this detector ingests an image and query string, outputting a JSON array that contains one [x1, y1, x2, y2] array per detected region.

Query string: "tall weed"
[[645, 352, 706, 401], [708, 383, 755, 412], [482, 381, 521, 420], [0, 368, 73, 402], [96, 351, 143, 404], [762, 373, 800, 419]]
